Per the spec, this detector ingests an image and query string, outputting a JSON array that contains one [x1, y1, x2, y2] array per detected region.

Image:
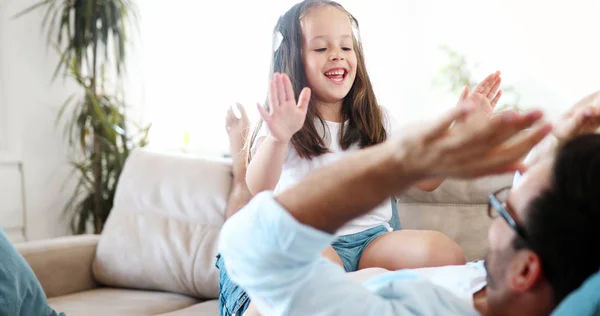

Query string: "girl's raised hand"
[[257, 73, 311, 143], [457, 71, 503, 116]]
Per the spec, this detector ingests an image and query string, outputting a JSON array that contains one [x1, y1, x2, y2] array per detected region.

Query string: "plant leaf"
[[56, 93, 76, 126], [11, 0, 54, 19]]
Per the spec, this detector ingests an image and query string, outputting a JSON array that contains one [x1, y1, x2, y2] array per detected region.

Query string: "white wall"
[[0, 0, 77, 240], [138, 0, 600, 155], [347, 0, 600, 123]]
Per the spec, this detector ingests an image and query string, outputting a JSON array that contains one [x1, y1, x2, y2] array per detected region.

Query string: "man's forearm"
[[276, 140, 418, 234], [416, 178, 445, 192]]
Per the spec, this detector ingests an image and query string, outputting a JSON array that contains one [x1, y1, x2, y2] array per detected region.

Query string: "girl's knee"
[[424, 231, 466, 266]]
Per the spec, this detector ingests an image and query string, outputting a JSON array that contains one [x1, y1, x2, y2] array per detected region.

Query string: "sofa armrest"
[[15, 234, 100, 298]]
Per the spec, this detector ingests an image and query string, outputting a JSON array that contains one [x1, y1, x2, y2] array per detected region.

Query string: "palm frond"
[[19, 0, 146, 235], [11, 0, 54, 19]]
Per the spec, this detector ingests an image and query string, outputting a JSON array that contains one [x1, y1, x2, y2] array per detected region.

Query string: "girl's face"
[[301, 5, 357, 105]]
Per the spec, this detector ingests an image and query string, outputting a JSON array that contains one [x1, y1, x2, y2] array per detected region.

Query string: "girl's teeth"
[[325, 70, 345, 76], [326, 74, 344, 82], [324, 69, 345, 83]]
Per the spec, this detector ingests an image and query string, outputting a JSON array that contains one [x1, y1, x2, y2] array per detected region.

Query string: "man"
[[219, 92, 600, 315]]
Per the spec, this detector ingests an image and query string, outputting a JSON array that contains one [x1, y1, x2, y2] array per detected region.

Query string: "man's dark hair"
[[514, 134, 600, 306]]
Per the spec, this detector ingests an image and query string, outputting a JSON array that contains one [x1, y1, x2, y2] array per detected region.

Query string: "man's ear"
[[506, 250, 543, 292]]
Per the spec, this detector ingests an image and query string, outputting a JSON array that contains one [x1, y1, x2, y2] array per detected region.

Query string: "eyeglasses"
[[488, 186, 528, 239]]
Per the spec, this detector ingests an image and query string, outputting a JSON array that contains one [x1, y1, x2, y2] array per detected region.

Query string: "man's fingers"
[[477, 110, 545, 149], [559, 107, 591, 138], [513, 161, 528, 175], [447, 122, 551, 179], [424, 106, 474, 142], [488, 122, 553, 165], [574, 107, 600, 134], [439, 110, 546, 161], [467, 162, 523, 178], [580, 114, 600, 134], [589, 113, 600, 132], [448, 110, 519, 150]]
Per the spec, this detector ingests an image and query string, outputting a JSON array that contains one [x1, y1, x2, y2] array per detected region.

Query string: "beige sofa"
[[14, 149, 512, 315]]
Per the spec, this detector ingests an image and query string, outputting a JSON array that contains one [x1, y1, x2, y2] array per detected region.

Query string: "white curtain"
[[132, 0, 600, 155]]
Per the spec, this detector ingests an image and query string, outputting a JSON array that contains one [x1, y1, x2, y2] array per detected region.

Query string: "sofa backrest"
[[397, 174, 514, 261]]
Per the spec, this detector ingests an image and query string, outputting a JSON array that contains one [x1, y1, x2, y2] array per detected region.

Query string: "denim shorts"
[[331, 197, 400, 272], [215, 254, 250, 316], [331, 224, 389, 272], [390, 196, 401, 231]]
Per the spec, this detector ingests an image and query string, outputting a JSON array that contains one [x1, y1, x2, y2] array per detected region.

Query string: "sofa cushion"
[[93, 149, 231, 299], [395, 202, 492, 261], [399, 174, 514, 204], [156, 300, 218, 316], [48, 288, 200, 316]]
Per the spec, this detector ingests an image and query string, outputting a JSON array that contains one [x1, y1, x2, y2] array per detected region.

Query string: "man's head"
[[485, 134, 600, 315]]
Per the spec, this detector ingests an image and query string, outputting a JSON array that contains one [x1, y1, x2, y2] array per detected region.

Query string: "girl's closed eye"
[[315, 48, 327, 52], [342, 47, 352, 51]]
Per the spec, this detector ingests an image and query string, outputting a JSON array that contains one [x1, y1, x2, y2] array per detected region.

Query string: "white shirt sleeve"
[[219, 192, 478, 316], [380, 106, 400, 138]]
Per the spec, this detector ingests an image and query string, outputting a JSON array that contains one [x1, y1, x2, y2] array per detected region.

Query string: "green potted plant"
[[15, 0, 150, 234]]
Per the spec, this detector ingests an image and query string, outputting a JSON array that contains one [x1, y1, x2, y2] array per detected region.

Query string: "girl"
[[217, 1, 501, 315], [247, 0, 502, 273]]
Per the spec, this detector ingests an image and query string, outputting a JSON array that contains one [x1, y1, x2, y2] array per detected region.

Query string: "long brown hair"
[[248, 0, 387, 161]]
